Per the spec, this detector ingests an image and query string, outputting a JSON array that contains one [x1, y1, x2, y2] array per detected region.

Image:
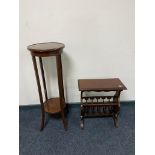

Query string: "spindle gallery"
[[78, 79, 127, 129]]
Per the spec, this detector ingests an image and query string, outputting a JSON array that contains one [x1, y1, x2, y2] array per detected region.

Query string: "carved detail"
[[80, 91, 121, 128]]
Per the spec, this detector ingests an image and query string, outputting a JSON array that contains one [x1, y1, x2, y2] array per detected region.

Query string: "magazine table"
[[27, 42, 67, 131], [78, 78, 127, 129]]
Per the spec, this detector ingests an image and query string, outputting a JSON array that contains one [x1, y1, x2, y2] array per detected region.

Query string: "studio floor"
[[19, 102, 135, 155]]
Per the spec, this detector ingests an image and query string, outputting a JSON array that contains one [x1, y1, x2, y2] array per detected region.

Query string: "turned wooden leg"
[[112, 105, 119, 128], [80, 104, 84, 129], [113, 90, 121, 128], [80, 117, 84, 129], [113, 113, 119, 128]]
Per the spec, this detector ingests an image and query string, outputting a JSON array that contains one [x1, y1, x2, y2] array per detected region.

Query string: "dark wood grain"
[[44, 98, 65, 114], [56, 54, 67, 130], [27, 42, 65, 57], [32, 56, 45, 131], [27, 42, 65, 52], [28, 42, 67, 131], [78, 78, 127, 91], [39, 57, 48, 101], [78, 79, 127, 129]]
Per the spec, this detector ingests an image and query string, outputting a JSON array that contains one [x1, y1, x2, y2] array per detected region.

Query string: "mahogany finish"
[[44, 98, 65, 114], [27, 42, 67, 131], [28, 42, 65, 57], [78, 78, 127, 129], [78, 78, 127, 91]]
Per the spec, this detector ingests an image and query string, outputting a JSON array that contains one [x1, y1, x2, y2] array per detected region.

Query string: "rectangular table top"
[[78, 78, 127, 91]]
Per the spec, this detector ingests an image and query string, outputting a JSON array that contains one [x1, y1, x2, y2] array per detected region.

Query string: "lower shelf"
[[44, 98, 65, 114]]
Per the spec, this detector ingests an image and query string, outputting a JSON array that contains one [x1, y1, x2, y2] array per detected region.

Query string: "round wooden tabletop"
[[27, 42, 65, 57]]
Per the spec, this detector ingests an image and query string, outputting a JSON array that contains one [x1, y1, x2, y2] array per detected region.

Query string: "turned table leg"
[[80, 91, 85, 129], [113, 113, 119, 128], [80, 104, 84, 129], [113, 90, 121, 128]]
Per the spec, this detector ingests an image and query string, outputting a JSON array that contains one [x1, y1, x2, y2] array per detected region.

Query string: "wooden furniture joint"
[[27, 42, 67, 131], [78, 78, 127, 129]]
